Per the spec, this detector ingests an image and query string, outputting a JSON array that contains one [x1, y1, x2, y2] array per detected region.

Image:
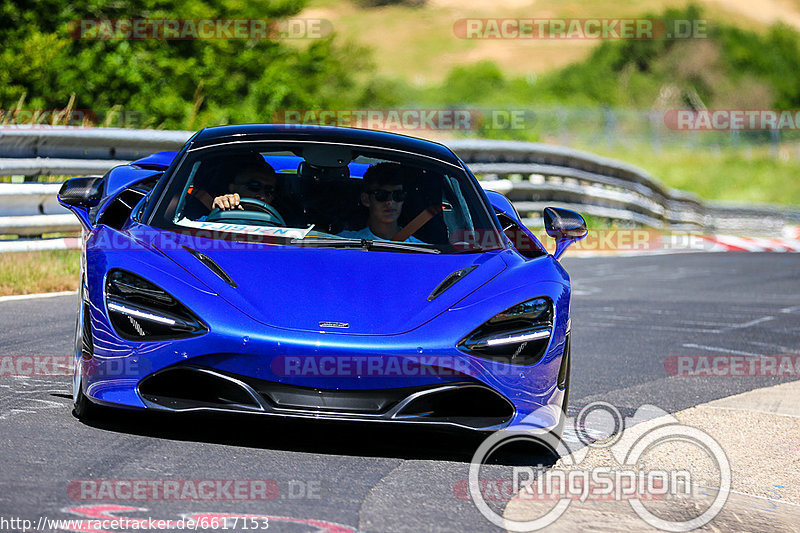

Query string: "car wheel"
[[552, 339, 571, 441], [72, 289, 101, 421], [73, 374, 100, 420], [73, 352, 102, 420]]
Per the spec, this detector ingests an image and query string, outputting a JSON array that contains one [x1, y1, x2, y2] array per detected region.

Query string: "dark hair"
[[362, 162, 404, 190], [233, 161, 276, 182]]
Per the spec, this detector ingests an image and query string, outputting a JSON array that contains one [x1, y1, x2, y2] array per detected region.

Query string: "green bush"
[[424, 4, 800, 112], [0, 0, 377, 129], [351, 0, 425, 7]]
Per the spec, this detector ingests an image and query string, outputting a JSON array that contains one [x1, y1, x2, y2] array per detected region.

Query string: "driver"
[[211, 161, 277, 211]]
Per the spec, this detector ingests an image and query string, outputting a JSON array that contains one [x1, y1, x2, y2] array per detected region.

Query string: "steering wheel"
[[205, 197, 286, 227]]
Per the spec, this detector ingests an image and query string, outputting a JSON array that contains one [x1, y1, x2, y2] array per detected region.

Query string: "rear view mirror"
[[303, 145, 352, 167], [543, 207, 588, 259], [58, 176, 104, 208]]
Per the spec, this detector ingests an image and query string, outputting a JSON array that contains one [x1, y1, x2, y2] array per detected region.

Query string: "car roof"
[[189, 124, 462, 165]]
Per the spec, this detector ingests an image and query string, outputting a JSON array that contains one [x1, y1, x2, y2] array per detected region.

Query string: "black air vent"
[[427, 265, 478, 301], [183, 246, 237, 288]]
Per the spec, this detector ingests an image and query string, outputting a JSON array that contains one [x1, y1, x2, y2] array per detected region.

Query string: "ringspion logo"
[[468, 402, 730, 531]]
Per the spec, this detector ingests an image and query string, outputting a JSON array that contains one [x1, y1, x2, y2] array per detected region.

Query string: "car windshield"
[[149, 141, 505, 253]]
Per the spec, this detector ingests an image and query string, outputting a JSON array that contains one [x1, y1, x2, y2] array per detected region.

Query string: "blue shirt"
[[338, 227, 424, 243]]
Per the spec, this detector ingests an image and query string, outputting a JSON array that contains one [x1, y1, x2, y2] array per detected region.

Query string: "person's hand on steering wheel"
[[213, 193, 244, 210], [206, 197, 287, 227]]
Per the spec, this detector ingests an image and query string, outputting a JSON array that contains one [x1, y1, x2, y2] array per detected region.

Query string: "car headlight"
[[105, 270, 207, 340], [458, 297, 552, 365]]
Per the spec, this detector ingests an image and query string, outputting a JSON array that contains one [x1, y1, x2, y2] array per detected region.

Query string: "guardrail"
[[0, 127, 797, 242], [445, 139, 788, 233]]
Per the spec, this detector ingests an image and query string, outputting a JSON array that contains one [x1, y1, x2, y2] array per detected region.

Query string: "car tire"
[[72, 289, 101, 421], [552, 341, 571, 441], [73, 376, 101, 420]]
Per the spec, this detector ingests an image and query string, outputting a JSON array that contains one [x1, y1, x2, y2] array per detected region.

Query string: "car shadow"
[[77, 407, 560, 467]]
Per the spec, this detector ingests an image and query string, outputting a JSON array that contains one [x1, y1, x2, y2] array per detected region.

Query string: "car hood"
[[152, 234, 508, 335]]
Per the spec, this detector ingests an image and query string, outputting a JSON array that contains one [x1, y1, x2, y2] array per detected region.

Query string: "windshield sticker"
[[176, 218, 313, 239]]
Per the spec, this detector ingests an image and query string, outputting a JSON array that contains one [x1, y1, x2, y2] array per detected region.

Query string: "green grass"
[[0, 250, 80, 296], [574, 143, 800, 206], [1, 175, 75, 184]]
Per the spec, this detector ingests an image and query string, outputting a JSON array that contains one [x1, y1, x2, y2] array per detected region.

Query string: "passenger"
[[338, 162, 423, 243]]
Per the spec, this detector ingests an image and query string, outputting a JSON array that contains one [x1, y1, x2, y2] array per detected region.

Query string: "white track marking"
[[704, 405, 800, 420], [0, 291, 76, 303], [721, 316, 775, 331], [744, 341, 800, 353], [682, 343, 762, 356]]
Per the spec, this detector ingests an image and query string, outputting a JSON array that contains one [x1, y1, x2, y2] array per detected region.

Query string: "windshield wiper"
[[289, 237, 365, 248], [365, 239, 441, 254], [290, 237, 441, 254], [449, 244, 505, 254]]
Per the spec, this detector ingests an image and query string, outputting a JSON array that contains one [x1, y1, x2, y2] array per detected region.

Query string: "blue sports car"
[[59, 125, 587, 436]]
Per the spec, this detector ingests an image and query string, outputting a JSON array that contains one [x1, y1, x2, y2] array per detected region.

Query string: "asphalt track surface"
[[0, 253, 798, 532]]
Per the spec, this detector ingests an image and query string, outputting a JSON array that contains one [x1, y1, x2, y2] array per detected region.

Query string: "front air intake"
[[138, 367, 262, 411], [395, 385, 514, 428]]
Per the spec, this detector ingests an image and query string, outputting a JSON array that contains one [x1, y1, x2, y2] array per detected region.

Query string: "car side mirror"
[[58, 177, 104, 208], [58, 176, 105, 230], [485, 190, 547, 258], [543, 207, 588, 259]]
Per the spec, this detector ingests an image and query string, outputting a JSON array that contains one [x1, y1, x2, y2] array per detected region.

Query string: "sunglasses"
[[368, 189, 406, 202], [242, 181, 275, 195]]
